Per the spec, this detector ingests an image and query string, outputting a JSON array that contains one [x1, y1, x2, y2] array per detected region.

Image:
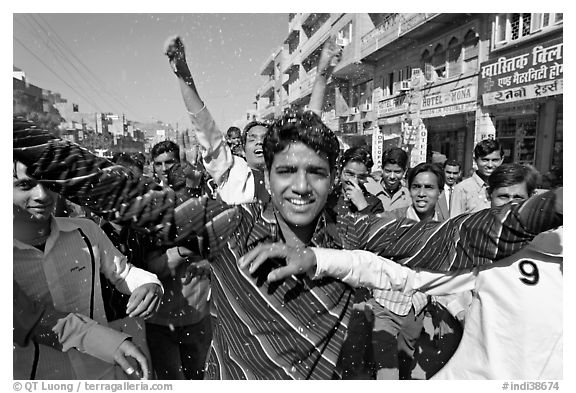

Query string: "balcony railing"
[[361, 13, 439, 57], [299, 67, 317, 97], [258, 77, 275, 98], [288, 80, 301, 103]]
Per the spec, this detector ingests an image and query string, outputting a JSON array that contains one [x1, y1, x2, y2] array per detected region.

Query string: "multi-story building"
[[477, 13, 563, 176], [255, 13, 563, 176]]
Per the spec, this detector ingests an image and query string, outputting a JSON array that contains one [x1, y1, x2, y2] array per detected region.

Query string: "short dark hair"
[[242, 120, 270, 145], [340, 146, 374, 171], [150, 140, 180, 160], [474, 139, 504, 159], [487, 163, 539, 196], [264, 110, 340, 171], [407, 162, 445, 190], [382, 147, 408, 171], [443, 159, 461, 170], [226, 126, 241, 138]]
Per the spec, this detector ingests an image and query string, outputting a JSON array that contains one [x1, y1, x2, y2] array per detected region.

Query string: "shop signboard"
[[371, 126, 384, 171], [419, 83, 477, 118], [479, 37, 563, 106], [376, 93, 408, 118]]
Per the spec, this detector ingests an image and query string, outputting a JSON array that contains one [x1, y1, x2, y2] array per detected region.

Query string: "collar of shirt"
[[471, 171, 488, 189], [13, 215, 83, 252], [250, 203, 343, 250], [405, 205, 439, 222]]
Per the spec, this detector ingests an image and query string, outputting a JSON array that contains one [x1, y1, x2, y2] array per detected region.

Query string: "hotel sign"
[[419, 83, 477, 118], [376, 94, 408, 118], [479, 37, 563, 106]]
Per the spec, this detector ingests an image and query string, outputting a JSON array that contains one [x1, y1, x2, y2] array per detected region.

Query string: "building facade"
[[254, 13, 563, 176]]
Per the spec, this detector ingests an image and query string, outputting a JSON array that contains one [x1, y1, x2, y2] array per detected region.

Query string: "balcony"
[[258, 77, 275, 99], [301, 13, 331, 39], [361, 13, 440, 60], [288, 13, 301, 33], [259, 103, 275, 120], [299, 67, 318, 98], [259, 52, 275, 76], [288, 80, 301, 103], [300, 21, 332, 61]]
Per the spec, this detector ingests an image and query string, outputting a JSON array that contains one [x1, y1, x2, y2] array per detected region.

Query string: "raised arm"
[[165, 35, 239, 187], [308, 37, 342, 115]]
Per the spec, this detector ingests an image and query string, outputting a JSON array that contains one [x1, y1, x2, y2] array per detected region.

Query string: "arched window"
[[432, 44, 446, 78], [463, 29, 479, 72], [447, 37, 462, 77], [421, 49, 433, 81]]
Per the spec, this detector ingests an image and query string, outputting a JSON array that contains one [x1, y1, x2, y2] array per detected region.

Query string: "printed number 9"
[[518, 260, 539, 285]]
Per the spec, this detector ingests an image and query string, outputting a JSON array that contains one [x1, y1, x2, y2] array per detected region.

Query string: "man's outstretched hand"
[[238, 243, 317, 283]]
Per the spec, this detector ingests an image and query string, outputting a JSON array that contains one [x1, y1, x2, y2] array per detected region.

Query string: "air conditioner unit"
[[399, 80, 411, 91], [360, 103, 372, 112], [411, 68, 422, 79], [350, 107, 359, 115], [336, 36, 350, 47]]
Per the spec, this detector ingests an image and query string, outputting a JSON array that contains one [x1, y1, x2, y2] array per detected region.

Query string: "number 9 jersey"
[[434, 227, 563, 379]]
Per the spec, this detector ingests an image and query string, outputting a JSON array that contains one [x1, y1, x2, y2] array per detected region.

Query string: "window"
[[432, 44, 446, 78], [494, 13, 562, 47], [463, 29, 479, 73], [531, 13, 563, 32], [337, 22, 353, 46], [447, 37, 462, 77], [421, 49, 433, 81], [387, 72, 394, 96]]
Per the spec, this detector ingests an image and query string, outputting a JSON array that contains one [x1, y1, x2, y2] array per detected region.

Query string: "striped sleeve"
[[363, 189, 561, 271], [15, 138, 241, 245]]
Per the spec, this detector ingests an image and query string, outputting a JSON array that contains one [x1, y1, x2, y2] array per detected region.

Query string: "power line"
[[14, 36, 105, 113], [19, 15, 116, 114], [33, 14, 146, 120]]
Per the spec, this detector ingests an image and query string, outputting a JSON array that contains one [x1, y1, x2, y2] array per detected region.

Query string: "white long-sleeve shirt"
[[188, 106, 255, 204], [312, 228, 563, 379]]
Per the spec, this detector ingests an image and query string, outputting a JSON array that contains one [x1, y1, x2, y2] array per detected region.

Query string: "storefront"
[[419, 78, 478, 171], [478, 36, 563, 175]]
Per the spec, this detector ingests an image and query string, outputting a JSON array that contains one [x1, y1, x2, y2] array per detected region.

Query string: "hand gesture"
[[238, 243, 317, 283], [343, 180, 368, 211], [183, 258, 211, 285], [317, 36, 343, 76], [164, 35, 190, 77], [114, 339, 151, 380], [177, 129, 199, 167], [126, 283, 162, 319]]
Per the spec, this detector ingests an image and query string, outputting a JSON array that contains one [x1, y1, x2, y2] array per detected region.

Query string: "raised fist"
[[163, 35, 188, 76]]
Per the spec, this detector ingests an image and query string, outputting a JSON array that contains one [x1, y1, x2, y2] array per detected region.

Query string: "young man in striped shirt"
[[15, 108, 562, 380]]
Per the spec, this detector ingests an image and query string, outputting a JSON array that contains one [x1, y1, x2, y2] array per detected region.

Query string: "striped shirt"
[[14, 137, 562, 379], [369, 206, 430, 315]]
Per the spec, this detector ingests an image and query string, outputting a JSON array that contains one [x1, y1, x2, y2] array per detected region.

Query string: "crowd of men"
[[13, 35, 563, 381]]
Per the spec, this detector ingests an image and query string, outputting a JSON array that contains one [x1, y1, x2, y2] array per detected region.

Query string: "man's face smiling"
[[382, 163, 405, 192], [475, 151, 503, 178], [13, 161, 56, 223], [244, 125, 267, 171], [267, 142, 333, 229], [444, 164, 461, 187]]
